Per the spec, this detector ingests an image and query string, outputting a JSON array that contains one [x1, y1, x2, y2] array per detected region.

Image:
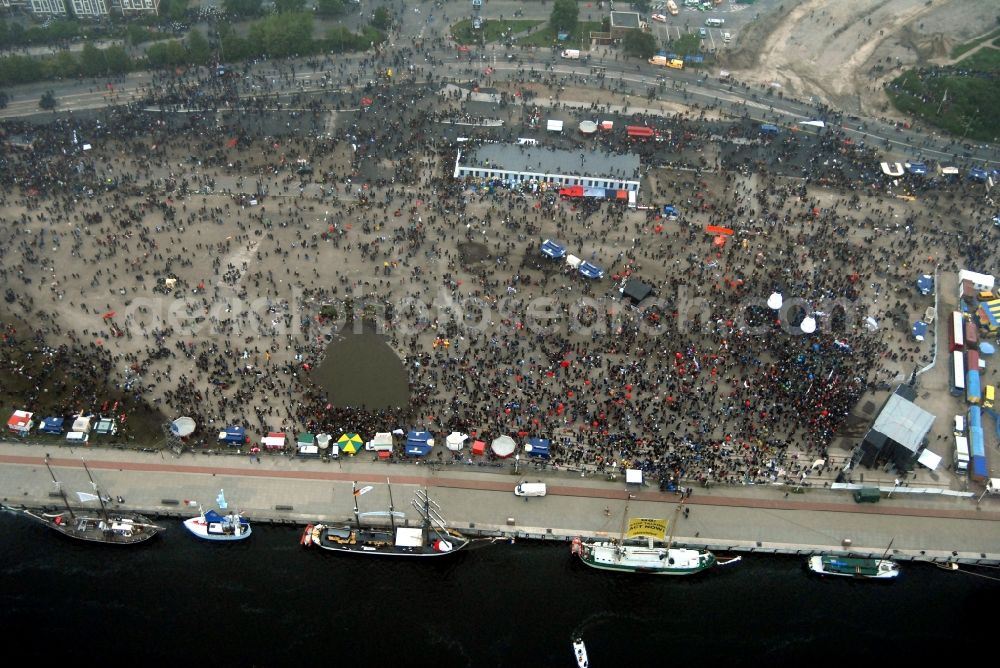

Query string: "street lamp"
[[514, 454, 520, 475], [888, 478, 900, 498]]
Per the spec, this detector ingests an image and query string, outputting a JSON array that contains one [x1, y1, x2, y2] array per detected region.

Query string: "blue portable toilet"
[[912, 321, 928, 341], [916, 274, 933, 295]]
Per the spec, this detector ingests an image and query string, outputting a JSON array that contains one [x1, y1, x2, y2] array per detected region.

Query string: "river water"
[[0, 512, 993, 665]]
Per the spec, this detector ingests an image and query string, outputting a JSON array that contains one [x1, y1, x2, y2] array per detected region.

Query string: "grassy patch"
[[886, 68, 1000, 142], [957, 46, 1000, 71], [452, 18, 542, 45], [516, 20, 603, 49], [949, 28, 1000, 60]]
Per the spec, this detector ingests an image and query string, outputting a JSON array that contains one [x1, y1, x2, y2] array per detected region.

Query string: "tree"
[[315, 0, 346, 17], [623, 30, 657, 59], [371, 7, 391, 30], [549, 0, 578, 35], [80, 42, 107, 76], [275, 0, 306, 12], [670, 32, 701, 57], [0, 90, 9, 109], [223, 0, 263, 19], [103, 45, 131, 74], [247, 12, 314, 58], [632, 0, 650, 12], [38, 89, 56, 110], [186, 28, 211, 65]]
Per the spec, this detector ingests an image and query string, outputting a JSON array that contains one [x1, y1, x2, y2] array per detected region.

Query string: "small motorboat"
[[573, 637, 589, 668]]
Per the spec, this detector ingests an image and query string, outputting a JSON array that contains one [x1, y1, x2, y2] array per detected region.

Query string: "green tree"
[[275, 0, 306, 12], [103, 45, 131, 74], [164, 0, 190, 21], [372, 6, 391, 30], [186, 28, 211, 65], [80, 42, 107, 76], [146, 39, 188, 67], [632, 0, 650, 12], [315, 0, 346, 17], [223, 0, 263, 18], [669, 32, 701, 57], [549, 0, 578, 35], [39, 89, 57, 110], [623, 29, 657, 59], [247, 12, 313, 58]]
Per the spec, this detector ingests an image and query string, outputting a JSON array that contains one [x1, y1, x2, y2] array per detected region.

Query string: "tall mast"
[[82, 460, 110, 523], [616, 494, 632, 545], [880, 536, 895, 561], [352, 481, 361, 529], [665, 499, 684, 551], [386, 477, 397, 534], [44, 457, 74, 519]]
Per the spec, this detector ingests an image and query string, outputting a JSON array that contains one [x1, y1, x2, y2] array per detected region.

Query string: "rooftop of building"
[[610, 11, 641, 29], [459, 143, 640, 181]]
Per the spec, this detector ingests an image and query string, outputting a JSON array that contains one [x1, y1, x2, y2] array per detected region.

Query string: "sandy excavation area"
[[724, 0, 999, 118]]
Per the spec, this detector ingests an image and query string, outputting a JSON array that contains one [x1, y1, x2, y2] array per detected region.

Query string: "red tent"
[[471, 440, 486, 456]]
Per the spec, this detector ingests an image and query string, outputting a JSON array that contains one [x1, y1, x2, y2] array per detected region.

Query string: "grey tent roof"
[[869, 390, 935, 454], [622, 279, 653, 304], [462, 144, 640, 181]]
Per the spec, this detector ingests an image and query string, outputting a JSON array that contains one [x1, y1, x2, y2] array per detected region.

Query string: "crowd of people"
[[0, 48, 994, 492]]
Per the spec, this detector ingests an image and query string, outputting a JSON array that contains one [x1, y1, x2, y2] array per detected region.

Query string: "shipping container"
[[967, 368, 982, 404]]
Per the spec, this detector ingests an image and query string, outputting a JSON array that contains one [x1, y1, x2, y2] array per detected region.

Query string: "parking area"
[[649, 21, 736, 49]]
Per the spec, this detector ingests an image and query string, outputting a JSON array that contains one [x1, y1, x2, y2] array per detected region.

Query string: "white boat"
[[807, 555, 899, 579], [573, 637, 589, 668], [571, 500, 715, 575], [183, 491, 251, 542]]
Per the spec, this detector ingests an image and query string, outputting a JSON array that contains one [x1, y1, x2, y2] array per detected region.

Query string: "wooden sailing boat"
[[2, 458, 163, 545], [300, 478, 471, 557], [571, 497, 717, 575]]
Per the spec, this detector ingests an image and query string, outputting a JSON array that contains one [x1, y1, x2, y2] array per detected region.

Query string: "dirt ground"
[[723, 0, 999, 119]]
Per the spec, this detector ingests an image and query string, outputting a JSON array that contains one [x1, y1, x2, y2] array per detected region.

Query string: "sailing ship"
[[571, 498, 716, 575], [2, 457, 163, 545], [183, 489, 251, 542], [300, 480, 471, 557], [806, 538, 900, 579]]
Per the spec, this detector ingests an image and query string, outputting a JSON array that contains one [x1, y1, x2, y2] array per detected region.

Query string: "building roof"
[[461, 144, 640, 181], [610, 11, 641, 29], [869, 388, 935, 454]]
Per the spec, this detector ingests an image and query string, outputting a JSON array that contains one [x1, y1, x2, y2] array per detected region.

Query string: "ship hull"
[[12, 508, 162, 545], [302, 524, 469, 557], [575, 541, 716, 575]]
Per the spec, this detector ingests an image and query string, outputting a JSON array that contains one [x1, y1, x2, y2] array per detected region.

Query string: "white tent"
[[71, 416, 92, 433], [546, 119, 564, 133], [625, 468, 643, 484], [565, 254, 582, 269], [917, 448, 941, 471], [445, 432, 468, 452]]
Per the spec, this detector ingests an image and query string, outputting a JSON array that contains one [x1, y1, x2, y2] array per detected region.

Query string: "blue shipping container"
[[971, 455, 988, 481], [969, 405, 982, 429], [970, 426, 986, 459], [967, 369, 982, 404]]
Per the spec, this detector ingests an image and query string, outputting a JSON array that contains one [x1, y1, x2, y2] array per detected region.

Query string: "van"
[[853, 488, 880, 503], [514, 482, 547, 497], [955, 435, 970, 472], [986, 385, 995, 408], [66, 431, 89, 444], [723, 31, 731, 43], [954, 414, 965, 436], [365, 432, 394, 452], [705, 18, 724, 27], [516, 137, 539, 146], [561, 49, 581, 60]]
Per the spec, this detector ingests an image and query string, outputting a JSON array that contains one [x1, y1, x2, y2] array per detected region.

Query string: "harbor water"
[[0, 512, 994, 665]]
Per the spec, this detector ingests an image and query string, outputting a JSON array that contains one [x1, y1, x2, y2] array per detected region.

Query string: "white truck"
[[560, 49, 581, 60]]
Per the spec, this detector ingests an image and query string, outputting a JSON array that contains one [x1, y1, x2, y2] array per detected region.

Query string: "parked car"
[[698, 27, 708, 38]]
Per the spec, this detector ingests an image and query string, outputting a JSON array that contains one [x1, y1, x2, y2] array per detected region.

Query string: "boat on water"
[[301, 480, 470, 557], [571, 499, 716, 575], [573, 637, 589, 668], [183, 491, 251, 542], [807, 555, 900, 579], [807, 537, 900, 580], [2, 457, 163, 545]]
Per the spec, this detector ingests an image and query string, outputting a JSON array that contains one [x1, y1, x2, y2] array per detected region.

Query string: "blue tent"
[[578, 261, 604, 279], [663, 205, 679, 218], [39, 416, 64, 434], [981, 342, 995, 356], [911, 321, 928, 341], [916, 274, 933, 295], [540, 239, 567, 259], [405, 441, 433, 457], [405, 430, 433, 457], [219, 426, 245, 445], [969, 168, 988, 182], [907, 162, 928, 175], [524, 437, 551, 459]]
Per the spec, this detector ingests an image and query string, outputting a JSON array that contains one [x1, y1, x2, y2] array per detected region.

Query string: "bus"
[[950, 351, 966, 397], [950, 312, 965, 352]]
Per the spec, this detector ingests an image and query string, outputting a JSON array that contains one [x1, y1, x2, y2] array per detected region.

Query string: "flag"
[[217, 489, 228, 510], [76, 492, 100, 503]]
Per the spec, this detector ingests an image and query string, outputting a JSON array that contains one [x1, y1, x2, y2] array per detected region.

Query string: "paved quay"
[[2, 441, 999, 567]]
